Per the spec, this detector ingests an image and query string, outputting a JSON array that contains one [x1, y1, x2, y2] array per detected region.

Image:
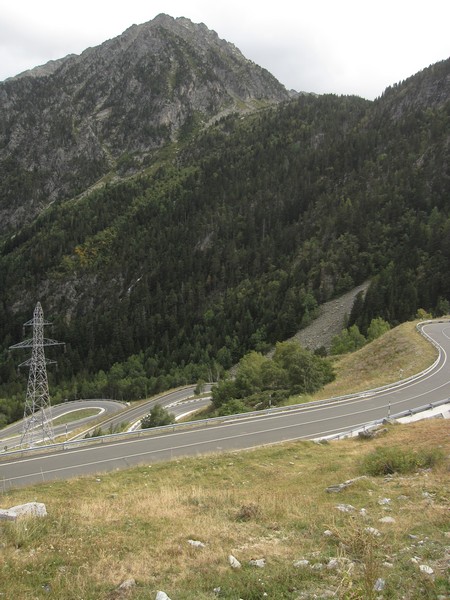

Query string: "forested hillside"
[[0, 47, 449, 425]]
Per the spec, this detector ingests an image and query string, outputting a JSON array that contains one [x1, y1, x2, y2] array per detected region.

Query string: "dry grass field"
[[311, 321, 438, 400], [0, 419, 448, 599]]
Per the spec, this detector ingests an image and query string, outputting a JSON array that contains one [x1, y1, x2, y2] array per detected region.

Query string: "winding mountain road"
[[1, 322, 449, 490], [0, 399, 126, 448], [0, 386, 210, 448]]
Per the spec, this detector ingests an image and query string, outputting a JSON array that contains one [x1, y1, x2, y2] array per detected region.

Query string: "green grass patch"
[[52, 408, 100, 425], [361, 445, 445, 475]]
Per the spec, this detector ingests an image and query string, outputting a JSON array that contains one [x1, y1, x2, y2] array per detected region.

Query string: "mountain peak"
[[0, 14, 289, 232]]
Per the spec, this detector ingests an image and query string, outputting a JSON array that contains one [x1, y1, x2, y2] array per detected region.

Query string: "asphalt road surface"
[[1, 322, 449, 490]]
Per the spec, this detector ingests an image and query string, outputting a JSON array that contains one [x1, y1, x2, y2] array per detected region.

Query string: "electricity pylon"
[[9, 302, 64, 447]]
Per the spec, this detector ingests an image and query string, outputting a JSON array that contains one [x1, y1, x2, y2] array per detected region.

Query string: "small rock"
[[248, 558, 265, 568], [379, 516, 396, 524], [323, 529, 334, 537], [408, 534, 419, 539], [213, 587, 221, 595], [13, 502, 47, 518], [327, 558, 339, 570], [335, 504, 355, 513], [228, 554, 241, 569], [0, 509, 17, 521], [373, 578, 385, 591], [156, 592, 171, 600], [383, 561, 394, 568], [419, 564, 434, 575], [188, 539, 205, 548], [365, 527, 381, 537], [378, 498, 391, 505], [326, 484, 345, 493], [346, 561, 357, 574], [118, 579, 136, 590], [293, 559, 310, 568], [0, 502, 47, 521], [358, 429, 376, 439], [326, 475, 367, 493], [359, 508, 368, 518]]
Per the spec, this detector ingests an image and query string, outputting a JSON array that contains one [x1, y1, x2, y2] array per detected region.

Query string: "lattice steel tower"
[[9, 302, 64, 447]]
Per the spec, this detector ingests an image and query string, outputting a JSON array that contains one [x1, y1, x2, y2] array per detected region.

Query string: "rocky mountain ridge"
[[374, 58, 450, 120], [0, 14, 290, 233]]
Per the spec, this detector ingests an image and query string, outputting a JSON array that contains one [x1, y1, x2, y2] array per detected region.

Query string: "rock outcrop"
[[0, 501, 47, 521]]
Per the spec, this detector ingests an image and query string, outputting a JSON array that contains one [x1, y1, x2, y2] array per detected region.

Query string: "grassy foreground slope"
[[0, 421, 448, 599]]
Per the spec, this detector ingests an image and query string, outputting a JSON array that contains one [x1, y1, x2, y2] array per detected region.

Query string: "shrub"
[[361, 445, 444, 476], [141, 404, 175, 428], [330, 324, 366, 355], [367, 317, 391, 341], [217, 399, 248, 416], [194, 379, 206, 395], [235, 502, 261, 522]]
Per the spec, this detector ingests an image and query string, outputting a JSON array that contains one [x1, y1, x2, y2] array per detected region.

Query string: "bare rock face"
[[0, 14, 290, 234], [375, 59, 450, 120]]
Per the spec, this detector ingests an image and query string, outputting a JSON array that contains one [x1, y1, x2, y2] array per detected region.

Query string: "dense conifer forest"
[[0, 58, 449, 425]]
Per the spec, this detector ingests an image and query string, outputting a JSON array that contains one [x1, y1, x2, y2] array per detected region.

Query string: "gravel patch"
[[289, 282, 370, 351]]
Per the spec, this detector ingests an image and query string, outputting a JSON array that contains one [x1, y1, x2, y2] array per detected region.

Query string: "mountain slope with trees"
[[0, 20, 449, 426]]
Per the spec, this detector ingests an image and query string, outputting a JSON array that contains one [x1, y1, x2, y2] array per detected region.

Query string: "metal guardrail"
[[320, 397, 450, 441]]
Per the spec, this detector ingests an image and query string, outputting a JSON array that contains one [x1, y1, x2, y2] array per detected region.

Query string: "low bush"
[[141, 404, 175, 428], [235, 502, 261, 522], [361, 445, 445, 475]]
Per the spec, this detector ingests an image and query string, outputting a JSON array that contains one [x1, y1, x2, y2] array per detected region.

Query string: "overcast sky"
[[1, 0, 449, 99]]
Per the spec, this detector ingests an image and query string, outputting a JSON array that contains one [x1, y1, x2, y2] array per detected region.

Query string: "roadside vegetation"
[[210, 340, 335, 416], [83, 421, 129, 439], [141, 404, 175, 429], [195, 319, 438, 418]]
